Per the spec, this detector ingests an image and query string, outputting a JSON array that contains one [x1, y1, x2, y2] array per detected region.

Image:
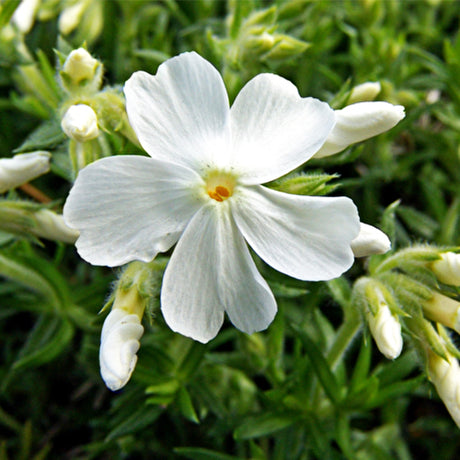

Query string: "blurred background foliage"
[[1, 0, 460, 459]]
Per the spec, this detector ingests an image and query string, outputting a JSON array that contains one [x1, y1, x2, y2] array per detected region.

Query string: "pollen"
[[204, 171, 236, 202]]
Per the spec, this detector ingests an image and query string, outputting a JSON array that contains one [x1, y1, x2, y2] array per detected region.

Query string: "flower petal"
[[161, 203, 277, 343], [314, 101, 405, 158], [161, 205, 224, 343], [229, 74, 335, 184], [124, 52, 231, 171], [232, 186, 360, 281], [64, 156, 203, 266]]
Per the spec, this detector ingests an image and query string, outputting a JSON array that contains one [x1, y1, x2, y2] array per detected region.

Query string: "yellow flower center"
[[204, 171, 236, 202]]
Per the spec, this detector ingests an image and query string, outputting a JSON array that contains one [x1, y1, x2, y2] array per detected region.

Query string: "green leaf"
[[234, 412, 297, 440], [106, 405, 163, 442], [175, 447, 244, 460], [292, 326, 342, 406], [13, 119, 66, 153], [11, 316, 74, 372], [0, 0, 21, 28], [177, 387, 199, 424]]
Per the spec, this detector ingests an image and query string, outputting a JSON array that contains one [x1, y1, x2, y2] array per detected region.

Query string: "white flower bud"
[[58, 0, 86, 35], [32, 209, 79, 244], [99, 308, 144, 391], [422, 292, 460, 334], [427, 349, 460, 428], [0, 151, 50, 193], [61, 104, 99, 142], [351, 223, 391, 258], [11, 0, 40, 34], [431, 252, 460, 286], [348, 82, 381, 104], [62, 48, 99, 85], [314, 101, 405, 158], [366, 288, 403, 359]]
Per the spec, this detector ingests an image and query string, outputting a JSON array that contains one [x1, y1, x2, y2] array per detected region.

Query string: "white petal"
[[314, 101, 405, 158], [230, 74, 335, 184], [161, 203, 277, 343], [124, 52, 231, 171], [161, 205, 225, 343], [232, 186, 360, 281], [351, 223, 391, 258], [63, 156, 203, 266], [100, 308, 144, 391]]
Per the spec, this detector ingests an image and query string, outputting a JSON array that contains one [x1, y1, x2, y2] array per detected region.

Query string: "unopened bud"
[[422, 292, 460, 334], [431, 252, 460, 286], [427, 348, 460, 428], [351, 223, 391, 258], [99, 305, 144, 391], [11, 0, 40, 34], [32, 209, 79, 244], [348, 82, 381, 104], [58, 0, 86, 35], [0, 151, 50, 193], [314, 101, 405, 158], [99, 262, 151, 391], [366, 287, 403, 359], [62, 48, 99, 86], [61, 104, 99, 142]]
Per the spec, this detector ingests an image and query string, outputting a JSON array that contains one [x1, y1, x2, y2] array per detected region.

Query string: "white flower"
[[64, 52, 362, 343], [351, 223, 391, 258], [431, 252, 460, 286], [0, 151, 50, 193], [366, 287, 403, 359], [61, 104, 99, 142], [427, 349, 460, 428], [314, 101, 405, 158], [99, 307, 144, 391]]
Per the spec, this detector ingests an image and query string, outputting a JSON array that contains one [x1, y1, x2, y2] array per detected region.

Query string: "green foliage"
[[1, 1, 460, 459]]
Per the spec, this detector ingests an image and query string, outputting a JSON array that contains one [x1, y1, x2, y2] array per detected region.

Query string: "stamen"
[[215, 186, 230, 198]]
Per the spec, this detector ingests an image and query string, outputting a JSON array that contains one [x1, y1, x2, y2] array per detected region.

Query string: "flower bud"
[[61, 104, 99, 142], [32, 209, 79, 244], [427, 348, 460, 428], [366, 287, 403, 359], [11, 0, 40, 34], [348, 82, 381, 104], [431, 252, 460, 286], [351, 223, 391, 258], [58, 0, 86, 35], [62, 48, 99, 86], [0, 151, 50, 193], [99, 287, 145, 391], [314, 101, 405, 158], [422, 292, 460, 334]]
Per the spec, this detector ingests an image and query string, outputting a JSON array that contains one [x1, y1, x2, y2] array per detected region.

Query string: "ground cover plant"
[[1, 1, 460, 459]]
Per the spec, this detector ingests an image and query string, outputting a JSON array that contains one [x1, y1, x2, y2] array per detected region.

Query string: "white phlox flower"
[[64, 52, 365, 343], [61, 104, 99, 142], [99, 307, 144, 391], [313, 101, 405, 158], [351, 223, 391, 258], [0, 151, 50, 193], [422, 292, 460, 335]]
